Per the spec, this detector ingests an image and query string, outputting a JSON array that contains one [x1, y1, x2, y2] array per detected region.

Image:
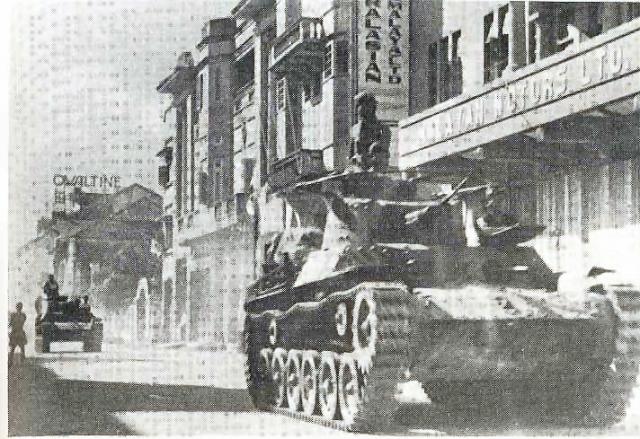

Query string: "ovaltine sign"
[[53, 174, 121, 189], [399, 20, 640, 169]]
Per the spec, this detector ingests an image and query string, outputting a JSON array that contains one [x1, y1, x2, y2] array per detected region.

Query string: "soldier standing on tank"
[[8, 302, 27, 367], [43, 274, 59, 299], [350, 92, 390, 171], [34, 295, 43, 321], [43, 274, 59, 314], [79, 295, 92, 319]]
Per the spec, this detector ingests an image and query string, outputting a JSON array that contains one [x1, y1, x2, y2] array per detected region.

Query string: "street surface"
[[8, 342, 640, 436]]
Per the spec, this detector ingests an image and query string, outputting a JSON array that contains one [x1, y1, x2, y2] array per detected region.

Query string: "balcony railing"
[[270, 17, 325, 73], [268, 149, 325, 191]]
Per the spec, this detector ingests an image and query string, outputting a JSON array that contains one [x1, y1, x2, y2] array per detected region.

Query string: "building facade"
[[399, 1, 640, 277], [231, 0, 415, 273], [157, 19, 255, 348], [157, 1, 640, 347]]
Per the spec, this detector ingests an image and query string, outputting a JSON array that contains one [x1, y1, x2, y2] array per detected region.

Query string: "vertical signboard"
[[357, 0, 409, 121]]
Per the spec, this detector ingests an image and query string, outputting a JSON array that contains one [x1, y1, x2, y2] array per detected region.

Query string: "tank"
[[35, 295, 103, 353], [243, 169, 640, 432]]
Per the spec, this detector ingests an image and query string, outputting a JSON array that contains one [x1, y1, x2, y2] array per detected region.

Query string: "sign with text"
[[399, 22, 640, 169], [53, 174, 121, 189], [358, 0, 409, 121], [52, 174, 122, 212]]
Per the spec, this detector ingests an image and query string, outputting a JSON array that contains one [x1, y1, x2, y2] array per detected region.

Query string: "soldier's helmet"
[[354, 91, 377, 113]]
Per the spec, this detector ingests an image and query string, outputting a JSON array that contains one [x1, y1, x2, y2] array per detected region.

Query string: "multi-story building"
[[156, 0, 410, 347], [399, 1, 640, 277], [156, 1, 640, 347], [231, 0, 414, 273], [157, 19, 255, 347]]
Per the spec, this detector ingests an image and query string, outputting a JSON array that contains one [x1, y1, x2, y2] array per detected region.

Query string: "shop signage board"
[[398, 20, 640, 170], [357, 0, 409, 121]]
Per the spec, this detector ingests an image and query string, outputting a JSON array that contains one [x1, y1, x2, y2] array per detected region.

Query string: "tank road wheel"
[[301, 350, 320, 415], [260, 348, 273, 377], [352, 288, 378, 373], [338, 353, 362, 425], [585, 286, 640, 425], [272, 348, 288, 408], [286, 350, 303, 412], [318, 351, 339, 420]]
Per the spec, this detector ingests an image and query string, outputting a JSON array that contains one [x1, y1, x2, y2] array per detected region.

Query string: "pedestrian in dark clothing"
[[9, 302, 27, 367]]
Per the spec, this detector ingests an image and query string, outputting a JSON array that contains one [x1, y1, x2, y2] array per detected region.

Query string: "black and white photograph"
[[5, 0, 640, 436]]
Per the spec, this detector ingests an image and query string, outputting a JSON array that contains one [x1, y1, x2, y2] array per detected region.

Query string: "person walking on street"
[[8, 302, 27, 368]]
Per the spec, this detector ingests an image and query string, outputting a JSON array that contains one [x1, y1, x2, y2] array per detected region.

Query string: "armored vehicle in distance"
[[35, 295, 103, 353]]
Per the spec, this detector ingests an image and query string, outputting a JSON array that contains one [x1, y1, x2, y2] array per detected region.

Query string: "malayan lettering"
[[364, 0, 382, 83], [422, 38, 630, 145], [388, 0, 403, 84]]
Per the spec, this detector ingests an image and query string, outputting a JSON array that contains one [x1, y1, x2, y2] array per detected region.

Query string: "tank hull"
[[410, 317, 614, 383], [244, 279, 637, 431], [246, 282, 615, 383], [35, 317, 104, 353]]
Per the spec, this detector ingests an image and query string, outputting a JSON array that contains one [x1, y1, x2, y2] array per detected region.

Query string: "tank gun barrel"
[[405, 175, 471, 225]]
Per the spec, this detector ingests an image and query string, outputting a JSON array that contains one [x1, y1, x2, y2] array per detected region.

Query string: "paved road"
[[7, 342, 640, 436]]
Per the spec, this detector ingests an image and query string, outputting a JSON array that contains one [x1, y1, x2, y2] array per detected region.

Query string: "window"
[[164, 217, 173, 249], [235, 49, 255, 90], [214, 68, 221, 100], [276, 78, 286, 112], [302, 73, 322, 104], [427, 30, 462, 107], [323, 41, 333, 80], [334, 40, 349, 75], [484, 6, 510, 83], [195, 74, 203, 111]]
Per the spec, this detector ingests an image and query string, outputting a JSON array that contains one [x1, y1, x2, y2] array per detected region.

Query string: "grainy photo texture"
[[7, 0, 640, 436]]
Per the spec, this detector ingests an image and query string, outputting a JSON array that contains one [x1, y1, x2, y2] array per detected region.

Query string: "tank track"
[[583, 285, 640, 426], [244, 282, 412, 432]]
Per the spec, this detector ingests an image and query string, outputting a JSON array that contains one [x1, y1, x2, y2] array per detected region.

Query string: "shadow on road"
[[8, 360, 253, 436]]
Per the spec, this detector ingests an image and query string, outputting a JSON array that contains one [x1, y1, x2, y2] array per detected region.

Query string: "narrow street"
[[7, 343, 340, 436], [8, 342, 640, 436]]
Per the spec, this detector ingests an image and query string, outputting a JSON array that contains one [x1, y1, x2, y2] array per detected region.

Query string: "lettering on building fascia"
[[419, 38, 632, 146], [53, 174, 121, 189], [388, 0, 403, 84], [363, 0, 406, 85], [364, 0, 382, 83]]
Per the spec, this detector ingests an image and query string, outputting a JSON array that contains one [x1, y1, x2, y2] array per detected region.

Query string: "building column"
[[255, 24, 275, 182], [62, 237, 76, 297], [185, 251, 195, 342], [168, 257, 178, 342]]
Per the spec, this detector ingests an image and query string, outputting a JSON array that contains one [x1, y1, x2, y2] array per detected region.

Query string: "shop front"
[[399, 19, 640, 276]]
